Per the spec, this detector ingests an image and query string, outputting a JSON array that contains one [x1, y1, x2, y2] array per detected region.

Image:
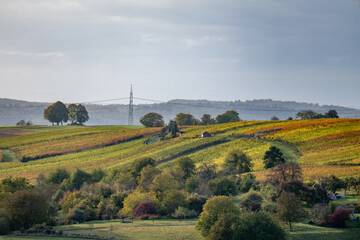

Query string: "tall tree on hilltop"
[[76, 104, 89, 125], [216, 110, 241, 124], [201, 114, 215, 125], [175, 113, 198, 126], [140, 112, 164, 127], [67, 104, 78, 124], [44, 101, 69, 125], [325, 110, 339, 118]]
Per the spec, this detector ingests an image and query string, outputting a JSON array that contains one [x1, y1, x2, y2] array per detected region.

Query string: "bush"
[[172, 207, 198, 219], [186, 194, 208, 214], [207, 177, 237, 196], [328, 207, 351, 228], [233, 212, 287, 240], [67, 208, 85, 223], [195, 196, 240, 238], [239, 191, 263, 212], [262, 201, 277, 213], [133, 201, 157, 217], [310, 204, 330, 225]]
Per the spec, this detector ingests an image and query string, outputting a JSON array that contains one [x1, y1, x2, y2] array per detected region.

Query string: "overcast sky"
[[0, 0, 359, 108]]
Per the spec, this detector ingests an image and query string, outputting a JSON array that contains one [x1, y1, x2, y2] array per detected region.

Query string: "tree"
[[325, 110, 339, 118], [121, 190, 158, 216], [4, 189, 50, 229], [224, 150, 253, 174], [16, 120, 26, 126], [233, 212, 287, 240], [132, 201, 158, 217], [67, 104, 78, 124], [47, 168, 70, 184], [195, 196, 240, 238], [131, 157, 156, 179], [67, 104, 89, 125], [276, 191, 306, 231], [0, 177, 33, 195], [215, 110, 241, 124], [328, 175, 345, 193], [71, 169, 91, 190], [267, 162, 303, 185], [76, 104, 89, 124], [296, 110, 323, 120], [263, 146, 285, 169], [175, 113, 197, 126], [44, 101, 69, 125], [174, 157, 196, 180], [271, 116, 279, 121], [168, 120, 179, 138], [207, 177, 237, 196], [162, 190, 187, 214], [201, 114, 215, 125], [239, 191, 263, 212], [140, 112, 164, 127], [150, 173, 179, 201]]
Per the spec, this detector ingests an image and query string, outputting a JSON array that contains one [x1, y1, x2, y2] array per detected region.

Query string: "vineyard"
[[0, 119, 360, 181]]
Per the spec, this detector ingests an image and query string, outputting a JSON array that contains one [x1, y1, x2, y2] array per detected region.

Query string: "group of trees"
[[44, 101, 89, 125], [16, 120, 32, 126], [140, 110, 241, 128], [296, 109, 339, 120], [0, 143, 358, 237]]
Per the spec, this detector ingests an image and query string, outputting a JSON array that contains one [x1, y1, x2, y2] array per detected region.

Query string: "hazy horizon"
[[1, 1, 359, 108]]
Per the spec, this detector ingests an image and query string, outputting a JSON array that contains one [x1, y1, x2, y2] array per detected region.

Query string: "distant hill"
[[1, 98, 360, 126]]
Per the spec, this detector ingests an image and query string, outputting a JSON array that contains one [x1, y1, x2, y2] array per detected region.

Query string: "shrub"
[[238, 174, 257, 193], [207, 214, 238, 240], [195, 196, 240, 238], [162, 190, 187, 215], [207, 177, 237, 196], [310, 204, 330, 225], [172, 207, 198, 219], [186, 194, 208, 214], [67, 208, 85, 223], [239, 191, 263, 212], [133, 201, 157, 217], [262, 201, 277, 213], [328, 207, 351, 228], [233, 212, 287, 240]]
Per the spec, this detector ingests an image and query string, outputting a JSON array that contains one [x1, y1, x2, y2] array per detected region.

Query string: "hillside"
[[1, 118, 359, 181], [1, 98, 360, 126]]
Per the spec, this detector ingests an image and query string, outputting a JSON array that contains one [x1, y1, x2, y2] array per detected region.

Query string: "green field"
[[53, 219, 360, 240]]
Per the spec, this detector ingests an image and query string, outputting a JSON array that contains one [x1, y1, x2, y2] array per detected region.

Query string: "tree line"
[[43, 101, 89, 125], [140, 110, 240, 128]]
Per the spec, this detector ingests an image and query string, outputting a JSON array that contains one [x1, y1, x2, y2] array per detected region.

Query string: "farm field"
[[0, 119, 360, 180]]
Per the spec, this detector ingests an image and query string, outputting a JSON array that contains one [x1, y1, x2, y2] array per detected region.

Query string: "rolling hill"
[[1, 118, 359, 181]]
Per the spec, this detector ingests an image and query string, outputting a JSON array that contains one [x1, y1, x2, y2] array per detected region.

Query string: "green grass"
[[56, 219, 200, 240], [289, 222, 360, 240], [53, 219, 360, 240]]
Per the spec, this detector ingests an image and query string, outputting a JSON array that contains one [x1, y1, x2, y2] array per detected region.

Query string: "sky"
[[0, 0, 360, 108]]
